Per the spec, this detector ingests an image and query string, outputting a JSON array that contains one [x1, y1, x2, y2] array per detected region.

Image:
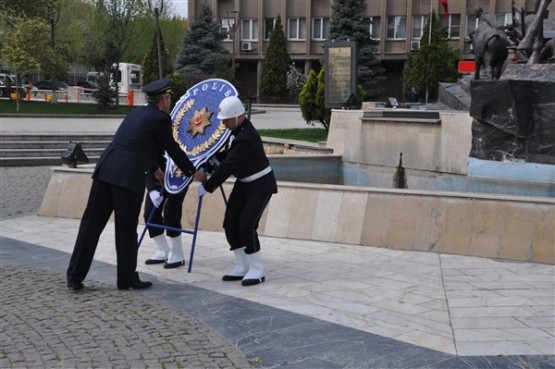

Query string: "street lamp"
[[225, 10, 239, 81]]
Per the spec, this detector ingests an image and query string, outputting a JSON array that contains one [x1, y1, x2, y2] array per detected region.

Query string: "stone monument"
[[440, 1, 555, 181]]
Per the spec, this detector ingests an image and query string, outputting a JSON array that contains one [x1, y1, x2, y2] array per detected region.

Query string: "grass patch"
[[0, 99, 134, 115], [258, 128, 327, 143]]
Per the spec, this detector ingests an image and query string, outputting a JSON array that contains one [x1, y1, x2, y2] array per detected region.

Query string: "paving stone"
[[0, 263, 253, 369]]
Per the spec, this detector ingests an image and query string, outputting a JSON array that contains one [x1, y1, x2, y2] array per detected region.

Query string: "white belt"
[[238, 166, 272, 183]]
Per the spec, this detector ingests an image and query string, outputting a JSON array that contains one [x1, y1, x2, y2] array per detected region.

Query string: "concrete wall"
[[39, 166, 554, 264], [326, 109, 473, 176]]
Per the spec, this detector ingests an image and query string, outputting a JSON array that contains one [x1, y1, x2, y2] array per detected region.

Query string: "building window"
[[288, 18, 306, 40], [363, 17, 381, 39], [241, 19, 258, 41], [387, 16, 406, 39], [412, 15, 428, 39], [264, 18, 275, 40], [312, 17, 330, 40], [221, 18, 234, 41], [496, 12, 512, 26], [446, 14, 460, 39]]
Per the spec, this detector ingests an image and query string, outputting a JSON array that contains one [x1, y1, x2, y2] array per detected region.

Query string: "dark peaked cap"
[[143, 78, 172, 96]]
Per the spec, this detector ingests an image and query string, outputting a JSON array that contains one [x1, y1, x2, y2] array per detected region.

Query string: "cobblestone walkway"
[[0, 166, 53, 219], [0, 263, 253, 369], [0, 166, 252, 368]]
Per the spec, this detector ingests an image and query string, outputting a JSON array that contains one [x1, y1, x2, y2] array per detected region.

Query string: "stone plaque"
[[325, 41, 358, 108]]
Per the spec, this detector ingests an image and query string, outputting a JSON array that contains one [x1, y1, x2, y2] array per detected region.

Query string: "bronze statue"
[[472, 8, 510, 79], [517, 0, 553, 64], [469, 1, 553, 80]]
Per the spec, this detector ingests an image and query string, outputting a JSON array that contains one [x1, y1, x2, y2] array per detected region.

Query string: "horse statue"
[[472, 8, 510, 79]]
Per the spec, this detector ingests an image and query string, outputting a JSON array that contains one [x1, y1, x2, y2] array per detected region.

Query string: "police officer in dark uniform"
[[142, 154, 189, 269], [67, 78, 203, 291], [197, 96, 278, 286]]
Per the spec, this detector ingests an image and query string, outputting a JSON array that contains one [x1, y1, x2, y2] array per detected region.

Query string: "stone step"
[[0, 147, 105, 158], [0, 134, 114, 142], [0, 141, 110, 150], [0, 156, 100, 167], [0, 134, 110, 166]]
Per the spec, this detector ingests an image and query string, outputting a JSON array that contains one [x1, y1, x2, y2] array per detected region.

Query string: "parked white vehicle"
[[85, 63, 142, 94]]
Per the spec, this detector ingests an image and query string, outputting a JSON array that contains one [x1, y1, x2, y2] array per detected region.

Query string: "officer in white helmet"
[[197, 96, 277, 286]]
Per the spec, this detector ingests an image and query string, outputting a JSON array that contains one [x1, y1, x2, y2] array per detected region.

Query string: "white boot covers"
[[242, 251, 265, 286], [222, 247, 249, 281], [164, 236, 185, 269], [145, 234, 169, 265]]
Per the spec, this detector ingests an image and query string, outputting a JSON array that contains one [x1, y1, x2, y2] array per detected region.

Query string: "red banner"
[[458, 60, 475, 74], [438, 0, 449, 19]]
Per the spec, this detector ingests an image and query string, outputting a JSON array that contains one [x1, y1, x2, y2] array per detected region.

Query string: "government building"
[[187, 0, 553, 100]]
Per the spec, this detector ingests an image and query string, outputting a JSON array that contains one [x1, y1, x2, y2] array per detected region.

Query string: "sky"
[[168, 0, 188, 18]]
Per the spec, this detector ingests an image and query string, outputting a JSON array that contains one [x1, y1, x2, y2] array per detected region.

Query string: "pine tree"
[[167, 73, 188, 109], [299, 69, 331, 132], [299, 69, 318, 124], [142, 33, 172, 85], [315, 68, 331, 131], [403, 10, 459, 102], [329, 0, 385, 100], [175, 4, 229, 84], [259, 15, 291, 102]]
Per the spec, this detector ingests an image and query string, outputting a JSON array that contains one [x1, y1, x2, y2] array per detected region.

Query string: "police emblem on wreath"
[[164, 79, 238, 194]]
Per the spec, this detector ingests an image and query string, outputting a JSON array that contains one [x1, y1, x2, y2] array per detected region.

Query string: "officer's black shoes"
[[118, 272, 153, 290], [241, 276, 265, 286], [221, 274, 265, 284], [163, 260, 185, 269], [118, 280, 153, 290], [67, 281, 84, 291], [145, 258, 165, 265], [222, 274, 244, 281]]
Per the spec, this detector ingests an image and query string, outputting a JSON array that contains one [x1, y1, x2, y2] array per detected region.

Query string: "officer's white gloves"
[[197, 185, 207, 198], [149, 190, 164, 208]]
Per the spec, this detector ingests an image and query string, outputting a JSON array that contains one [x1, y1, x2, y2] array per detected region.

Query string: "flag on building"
[[438, 0, 449, 19]]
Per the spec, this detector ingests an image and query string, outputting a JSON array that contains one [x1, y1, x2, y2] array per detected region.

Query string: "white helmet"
[[217, 96, 245, 120]]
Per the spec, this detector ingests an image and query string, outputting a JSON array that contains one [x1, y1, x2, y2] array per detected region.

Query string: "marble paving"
[[1, 215, 553, 361]]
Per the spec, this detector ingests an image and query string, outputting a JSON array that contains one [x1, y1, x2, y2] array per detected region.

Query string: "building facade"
[[188, 0, 553, 101]]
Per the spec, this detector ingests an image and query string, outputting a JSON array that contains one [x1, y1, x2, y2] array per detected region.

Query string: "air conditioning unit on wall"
[[241, 42, 253, 51], [410, 40, 420, 51]]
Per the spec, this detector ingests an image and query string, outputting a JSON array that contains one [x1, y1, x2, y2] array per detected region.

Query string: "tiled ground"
[[2, 215, 553, 360]]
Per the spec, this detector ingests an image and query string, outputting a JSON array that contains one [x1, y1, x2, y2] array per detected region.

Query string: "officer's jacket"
[[145, 149, 166, 192], [204, 118, 277, 194], [93, 103, 195, 198]]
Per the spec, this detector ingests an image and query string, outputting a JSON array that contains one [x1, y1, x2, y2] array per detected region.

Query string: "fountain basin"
[[37, 108, 554, 264], [270, 155, 554, 198], [39, 165, 554, 264]]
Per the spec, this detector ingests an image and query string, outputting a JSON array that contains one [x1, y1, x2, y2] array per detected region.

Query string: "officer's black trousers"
[[67, 179, 141, 287], [143, 189, 187, 238], [223, 190, 272, 254]]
